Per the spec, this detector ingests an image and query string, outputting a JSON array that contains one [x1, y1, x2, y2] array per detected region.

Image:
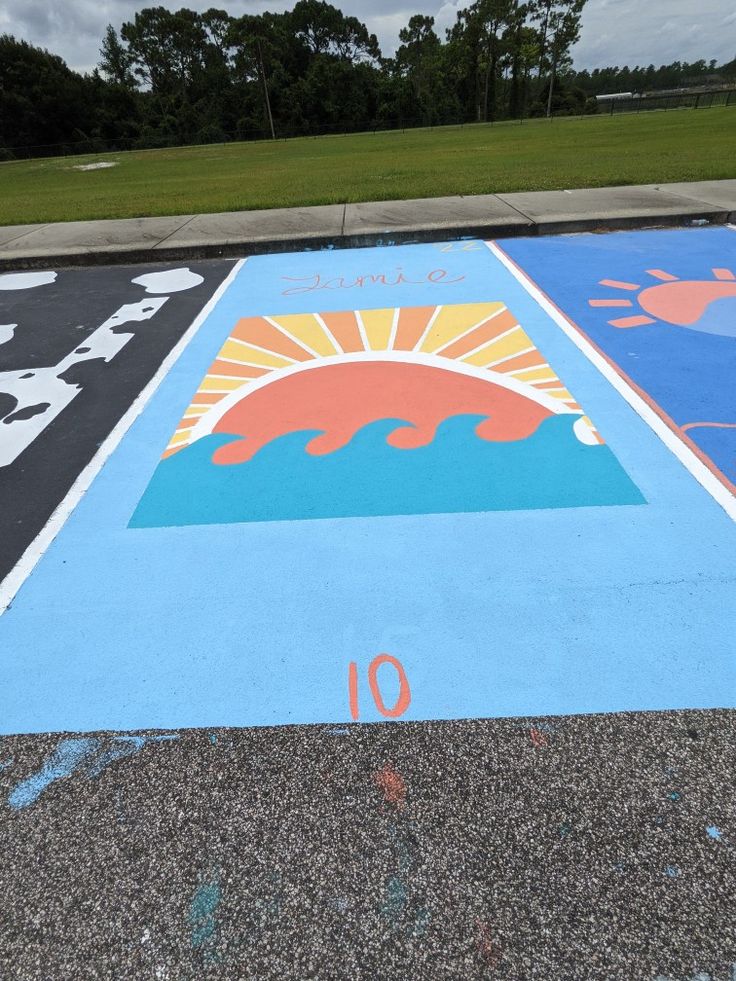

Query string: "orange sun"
[[588, 266, 736, 329]]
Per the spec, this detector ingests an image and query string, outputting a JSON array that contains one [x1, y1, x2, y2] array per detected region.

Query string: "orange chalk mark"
[[530, 726, 549, 748], [713, 268, 735, 281], [393, 306, 435, 350], [368, 654, 411, 719], [232, 317, 313, 361], [599, 279, 640, 291], [588, 299, 633, 308], [373, 763, 407, 809], [320, 311, 364, 353], [647, 269, 679, 282], [609, 315, 656, 328], [476, 921, 501, 968], [348, 662, 359, 721]]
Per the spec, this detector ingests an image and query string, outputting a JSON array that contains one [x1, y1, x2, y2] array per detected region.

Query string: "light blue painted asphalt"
[[0, 238, 734, 734]]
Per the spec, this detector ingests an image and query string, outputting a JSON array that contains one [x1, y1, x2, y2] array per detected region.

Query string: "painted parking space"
[[500, 227, 736, 507], [0, 233, 734, 735], [0, 261, 233, 582]]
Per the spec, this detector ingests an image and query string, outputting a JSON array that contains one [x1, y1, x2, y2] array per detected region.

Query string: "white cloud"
[[572, 0, 735, 69], [1, 0, 733, 73]]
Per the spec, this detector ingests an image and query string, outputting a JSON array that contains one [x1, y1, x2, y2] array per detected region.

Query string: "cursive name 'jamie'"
[[280, 267, 466, 296]]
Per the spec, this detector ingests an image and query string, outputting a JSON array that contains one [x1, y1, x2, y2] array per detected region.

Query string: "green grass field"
[[2, 109, 734, 226]]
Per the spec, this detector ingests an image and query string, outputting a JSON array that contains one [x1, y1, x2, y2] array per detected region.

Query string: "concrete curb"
[[1, 180, 734, 270]]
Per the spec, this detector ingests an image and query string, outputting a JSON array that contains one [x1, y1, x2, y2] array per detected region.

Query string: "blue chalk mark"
[[209, 733, 217, 745], [8, 738, 99, 809], [413, 907, 431, 937], [86, 736, 145, 777], [381, 876, 408, 924], [669, 791, 682, 802], [86, 734, 178, 778], [706, 825, 722, 840], [665, 866, 680, 878], [189, 876, 221, 951], [7, 734, 179, 808]]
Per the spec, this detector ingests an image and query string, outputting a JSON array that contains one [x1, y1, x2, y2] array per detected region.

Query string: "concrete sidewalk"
[[1, 179, 734, 269]]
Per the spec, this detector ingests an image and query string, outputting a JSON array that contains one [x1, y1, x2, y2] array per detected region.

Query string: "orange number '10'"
[[348, 654, 411, 721]]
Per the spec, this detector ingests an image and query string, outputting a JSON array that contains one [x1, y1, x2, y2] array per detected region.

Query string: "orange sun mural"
[[589, 266, 736, 330], [130, 300, 643, 529]]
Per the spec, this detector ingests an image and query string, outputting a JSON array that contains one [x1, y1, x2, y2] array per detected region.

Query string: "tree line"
[[1, 2, 734, 158]]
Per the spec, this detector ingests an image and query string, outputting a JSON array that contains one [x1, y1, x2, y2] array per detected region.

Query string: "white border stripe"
[[487, 241, 736, 522], [0, 258, 248, 616]]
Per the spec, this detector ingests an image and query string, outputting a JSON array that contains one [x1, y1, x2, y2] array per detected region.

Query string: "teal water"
[[130, 414, 644, 528]]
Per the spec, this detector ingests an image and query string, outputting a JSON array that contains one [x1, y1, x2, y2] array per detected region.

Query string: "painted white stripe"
[[432, 305, 507, 355], [198, 386, 246, 394], [263, 315, 321, 358], [484, 346, 538, 369], [387, 307, 401, 350], [213, 354, 266, 367], [526, 376, 563, 386], [226, 334, 296, 364], [0, 258, 248, 616], [459, 324, 524, 363], [487, 241, 736, 522], [354, 310, 370, 350], [314, 313, 342, 355], [413, 305, 442, 351]]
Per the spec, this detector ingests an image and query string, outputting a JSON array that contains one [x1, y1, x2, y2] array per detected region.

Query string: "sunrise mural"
[[130, 301, 643, 527], [589, 266, 736, 334]]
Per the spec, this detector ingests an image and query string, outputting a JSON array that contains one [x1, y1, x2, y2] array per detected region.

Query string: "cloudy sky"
[[1, 0, 734, 74]]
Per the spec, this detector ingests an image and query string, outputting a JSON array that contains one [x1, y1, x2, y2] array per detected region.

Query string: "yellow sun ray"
[[417, 303, 506, 353], [268, 314, 338, 358], [360, 308, 395, 350]]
